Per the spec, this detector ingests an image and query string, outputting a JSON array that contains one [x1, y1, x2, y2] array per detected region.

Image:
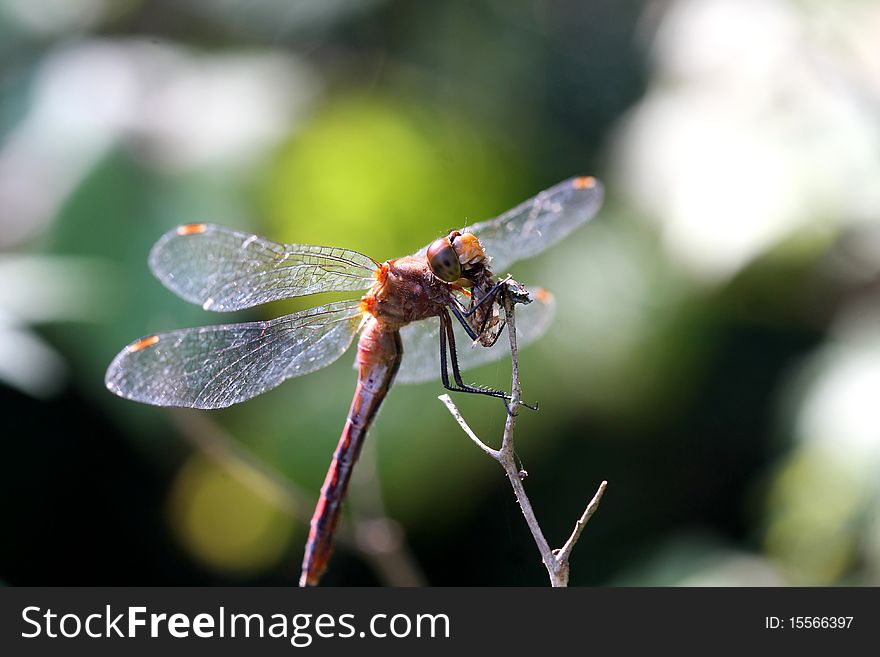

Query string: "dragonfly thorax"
[[363, 256, 453, 327]]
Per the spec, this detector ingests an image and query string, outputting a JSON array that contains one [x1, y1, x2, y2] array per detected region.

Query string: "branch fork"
[[439, 284, 606, 586]]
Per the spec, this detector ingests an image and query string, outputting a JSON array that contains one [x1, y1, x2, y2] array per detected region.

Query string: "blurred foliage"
[[2, 0, 880, 587], [168, 454, 296, 576], [261, 95, 523, 261]]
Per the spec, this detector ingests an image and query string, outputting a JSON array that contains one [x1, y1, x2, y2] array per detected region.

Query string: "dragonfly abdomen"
[[299, 318, 402, 586]]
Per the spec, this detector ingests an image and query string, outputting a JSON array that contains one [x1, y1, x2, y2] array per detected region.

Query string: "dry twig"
[[439, 289, 607, 586]]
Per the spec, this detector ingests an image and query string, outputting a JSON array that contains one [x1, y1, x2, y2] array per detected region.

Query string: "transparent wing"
[[149, 223, 378, 312], [106, 300, 364, 409], [467, 177, 603, 272], [394, 288, 556, 385], [413, 177, 603, 273]]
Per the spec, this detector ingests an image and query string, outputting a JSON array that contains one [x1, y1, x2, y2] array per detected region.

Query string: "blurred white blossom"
[[794, 300, 880, 463], [0, 40, 316, 247], [0, 256, 115, 397], [613, 0, 880, 282], [766, 299, 880, 583]]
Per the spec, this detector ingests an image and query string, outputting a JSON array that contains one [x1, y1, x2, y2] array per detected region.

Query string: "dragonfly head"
[[427, 231, 487, 283]]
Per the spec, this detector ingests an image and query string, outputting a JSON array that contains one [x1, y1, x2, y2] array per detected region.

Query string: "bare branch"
[[438, 284, 607, 586], [556, 480, 607, 564], [438, 394, 499, 460]]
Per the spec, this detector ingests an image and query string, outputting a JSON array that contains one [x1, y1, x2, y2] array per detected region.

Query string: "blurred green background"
[[2, 0, 880, 586]]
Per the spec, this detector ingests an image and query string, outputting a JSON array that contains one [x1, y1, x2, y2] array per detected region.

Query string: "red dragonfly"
[[105, 176, 603, 586]]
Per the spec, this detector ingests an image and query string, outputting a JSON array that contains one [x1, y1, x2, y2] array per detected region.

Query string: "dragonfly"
[[105, 175, 604, 586]]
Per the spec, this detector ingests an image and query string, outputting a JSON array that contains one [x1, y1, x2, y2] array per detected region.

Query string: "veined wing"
[[467, 177, 603, 273], [413, 177, 603, 274], [149, 223, 378, 311], [394, 288, 556, 385], [106, 300, 364, 409]]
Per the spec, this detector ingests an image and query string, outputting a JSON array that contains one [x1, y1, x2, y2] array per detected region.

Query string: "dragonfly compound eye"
[[427, 237, 462, 282]]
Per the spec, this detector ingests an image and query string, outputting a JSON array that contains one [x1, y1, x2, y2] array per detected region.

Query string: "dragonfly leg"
[[448, 302, 480, 342], [439, 310, 511, 403], [452, 275, 524, 343], [460, 274, 513, 319], [439, 312, 537, 412], [449, 291, 507, 344]]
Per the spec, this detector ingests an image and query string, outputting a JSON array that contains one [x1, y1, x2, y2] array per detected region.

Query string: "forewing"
[[394, 288, 557, 385], [467, 177, 603, 273], [106, 300, 364, 409], [149, 223, 377, 311], [413, 177, 603, 273]]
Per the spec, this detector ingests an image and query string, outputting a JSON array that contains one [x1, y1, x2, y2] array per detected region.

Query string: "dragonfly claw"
[[503, 396, 539, 415]]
